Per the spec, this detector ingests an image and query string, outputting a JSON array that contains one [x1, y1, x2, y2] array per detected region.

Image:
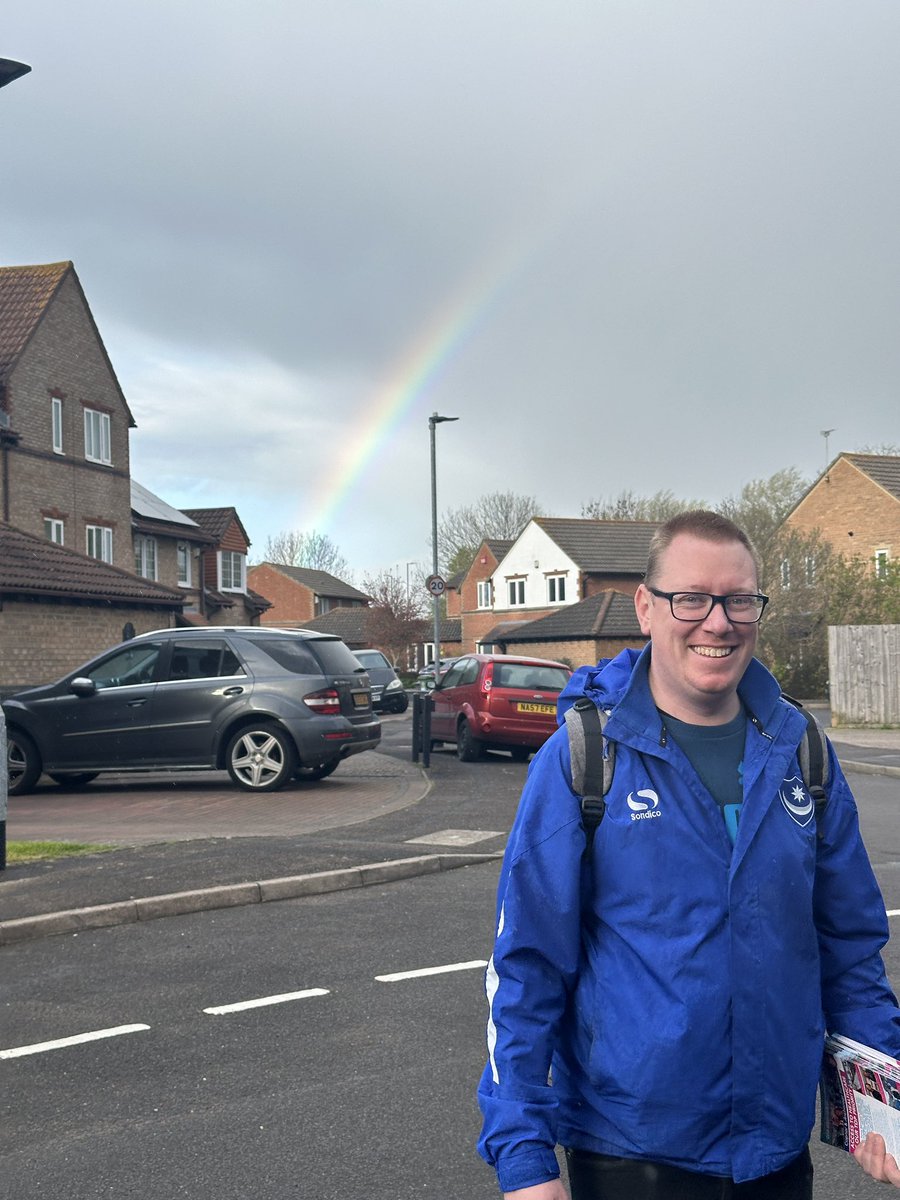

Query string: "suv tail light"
[[481, 661, 494, 697], [304, 688, 341, 715]]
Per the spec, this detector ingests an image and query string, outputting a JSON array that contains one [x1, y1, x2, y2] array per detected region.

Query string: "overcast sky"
[[3, 2, 898, 581]]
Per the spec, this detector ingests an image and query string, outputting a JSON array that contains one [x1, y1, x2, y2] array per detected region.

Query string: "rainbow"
[[298, 192, 578, 539]]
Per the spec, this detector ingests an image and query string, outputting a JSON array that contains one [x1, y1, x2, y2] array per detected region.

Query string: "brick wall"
[[501, 636, 647, 669], [1, 270, 135, 574], [247, 564, 314, 625], [0, 599, 176, 691], [786, 458, 899, 564]]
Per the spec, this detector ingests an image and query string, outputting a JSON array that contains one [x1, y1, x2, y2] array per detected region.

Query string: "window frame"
[[476, 580, 492, 609], [547, 574, 567, 604], [219, 550, 246, 592], [86, 524, 114, 563], [176, 541, 192, 587], [44, 517, 64, 545], [507, 578, 525, 606], [51, 396, 64, 454], [83, 407, 112, 465], [134, 534, 158, 581]]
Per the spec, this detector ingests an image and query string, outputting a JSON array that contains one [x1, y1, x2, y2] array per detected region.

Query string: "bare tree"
[[436, 491, 540, 575], [581, 489, 705, 521], [260, 530, 351, 580], [361, 569, 429, 666]]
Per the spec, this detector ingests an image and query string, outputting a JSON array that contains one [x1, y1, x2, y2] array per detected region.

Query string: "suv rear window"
[[494, 663, 569, 691], [246, 636, 364, 677]]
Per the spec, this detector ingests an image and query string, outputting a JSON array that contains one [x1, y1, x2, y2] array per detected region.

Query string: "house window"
[[805, 556, 816, 586], [44, 517, 64, 544], [875, 549, 890, 579], [547, 575, 567, 604], [477, 580, 492, 609], [84, 408, 112, 464], [780, 559, 791, 589], [176, 541, 192, 587], [51, 397, 64, 454], [219, 550, 246, 591], [508, 579, 525, 606], [134, 535, 158, 581], [86, 524, 113, 563]]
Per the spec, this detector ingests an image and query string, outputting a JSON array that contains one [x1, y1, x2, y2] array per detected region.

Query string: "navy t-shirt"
[[662, 709, 747, 845]]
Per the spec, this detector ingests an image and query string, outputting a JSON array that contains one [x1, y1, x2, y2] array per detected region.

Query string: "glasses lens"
[[724, 594, 764, 622], [669, 593, 764, 622]]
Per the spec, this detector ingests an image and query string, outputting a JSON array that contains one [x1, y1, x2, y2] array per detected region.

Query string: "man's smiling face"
[[634, 532, 760, 724]]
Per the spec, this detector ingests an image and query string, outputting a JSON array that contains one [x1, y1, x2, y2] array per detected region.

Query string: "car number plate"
[[352, 691, 370, 709], [516, 702, 555, 714]]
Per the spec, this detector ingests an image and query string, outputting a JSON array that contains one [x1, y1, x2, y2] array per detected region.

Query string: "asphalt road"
[[2, 712, 900, 1198]]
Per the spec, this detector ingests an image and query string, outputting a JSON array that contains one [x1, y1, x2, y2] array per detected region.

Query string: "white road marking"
[[0, 1024, 150, 1060], [203, 988, 329, 1015], [887, 910, 900, 918], [375, 960, 488, 983]]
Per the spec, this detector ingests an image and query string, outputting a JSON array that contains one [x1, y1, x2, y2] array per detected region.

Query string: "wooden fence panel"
[[828, 625, 900, 726]]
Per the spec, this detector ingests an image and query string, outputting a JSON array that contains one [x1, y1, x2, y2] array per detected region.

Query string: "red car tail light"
[[481, 661, 494, 696], [304, 688, 341, 715]]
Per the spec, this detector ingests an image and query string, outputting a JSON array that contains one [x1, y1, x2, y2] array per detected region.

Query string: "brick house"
[[0, 261, 193, 684], [181, 507, 271, 626], [784, 453, 900, 574], [0, 521, 183, 691], [494, 590, 648, 667], [246, 562, 370, 628], [131, 481, 215, 619], [458, 518, 659, 654], [0, 261, 136, 572]]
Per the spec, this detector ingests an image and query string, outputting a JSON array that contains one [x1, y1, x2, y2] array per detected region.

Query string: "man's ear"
[[635, 584, 653, 636]]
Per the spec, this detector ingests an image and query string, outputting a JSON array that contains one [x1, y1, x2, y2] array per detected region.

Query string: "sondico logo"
[[627, 789, 661, 821], [779, 776, 814, 827]]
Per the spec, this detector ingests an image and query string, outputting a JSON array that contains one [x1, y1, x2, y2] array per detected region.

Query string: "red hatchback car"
[[429, 653, 572, 762]]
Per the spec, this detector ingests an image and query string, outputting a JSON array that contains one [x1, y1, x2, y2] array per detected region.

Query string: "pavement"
[[1, 717, 899, 947]]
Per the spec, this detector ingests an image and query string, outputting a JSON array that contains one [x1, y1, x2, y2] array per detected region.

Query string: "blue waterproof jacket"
[[477, 646, 900, 1192]]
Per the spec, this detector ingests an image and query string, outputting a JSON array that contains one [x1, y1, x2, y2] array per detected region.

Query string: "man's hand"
[[504, 1182, 569, 1200], [854, 1132, 900, 1185]]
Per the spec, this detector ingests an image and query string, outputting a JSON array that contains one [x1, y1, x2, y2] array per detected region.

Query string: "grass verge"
[[5, 841, 116, 864]]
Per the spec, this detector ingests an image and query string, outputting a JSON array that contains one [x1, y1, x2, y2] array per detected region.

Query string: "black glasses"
[[647, 587, 769, 624]]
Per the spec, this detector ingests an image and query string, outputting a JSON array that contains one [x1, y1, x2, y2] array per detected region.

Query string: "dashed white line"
[[0, 1024, 151, 1060], [203, 988, 330, 1015], [375, 960, 488, 983]]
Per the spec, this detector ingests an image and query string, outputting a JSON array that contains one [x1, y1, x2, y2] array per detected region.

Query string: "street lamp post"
[[429, 412, 458, 686]]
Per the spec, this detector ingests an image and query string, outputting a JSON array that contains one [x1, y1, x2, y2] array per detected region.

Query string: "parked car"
[[428, 653, 572, 761], [352, 649, 409, 714], [3, 626, 380, 795], [417, 658, 460, 689]]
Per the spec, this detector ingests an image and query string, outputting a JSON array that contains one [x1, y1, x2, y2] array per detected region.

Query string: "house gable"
[[785, 453, 900, 566], [0, 261, 137, 573]]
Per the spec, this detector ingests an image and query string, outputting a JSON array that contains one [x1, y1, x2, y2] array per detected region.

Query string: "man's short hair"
[[645, 510, 760, 587]]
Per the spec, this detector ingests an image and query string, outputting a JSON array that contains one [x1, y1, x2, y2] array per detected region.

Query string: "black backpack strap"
[[564, 697, 614, 843], [783, 694, 830, 840]]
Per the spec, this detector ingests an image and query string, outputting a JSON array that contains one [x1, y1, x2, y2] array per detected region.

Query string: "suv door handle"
[[223, 686, 244, 696], [126, 698, 148, 707]]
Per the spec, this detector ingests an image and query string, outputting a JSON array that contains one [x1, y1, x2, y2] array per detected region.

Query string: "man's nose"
[[703, 598, 734, 631]]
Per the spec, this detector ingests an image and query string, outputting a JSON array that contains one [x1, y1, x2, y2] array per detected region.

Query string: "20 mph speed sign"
[[425, 574, 446, 597]]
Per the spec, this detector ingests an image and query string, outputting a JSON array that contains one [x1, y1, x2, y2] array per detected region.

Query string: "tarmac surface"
[[1, 715, 899, 946]]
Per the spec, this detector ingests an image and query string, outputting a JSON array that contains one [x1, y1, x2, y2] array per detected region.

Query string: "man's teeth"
[[691, 646, 733, 658]]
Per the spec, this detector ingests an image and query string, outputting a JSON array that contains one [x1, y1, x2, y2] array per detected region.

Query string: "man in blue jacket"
[[477, 510, 900, 1198]]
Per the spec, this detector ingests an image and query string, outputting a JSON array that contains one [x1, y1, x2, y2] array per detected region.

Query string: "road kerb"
[[0, 852, 502, 947]]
